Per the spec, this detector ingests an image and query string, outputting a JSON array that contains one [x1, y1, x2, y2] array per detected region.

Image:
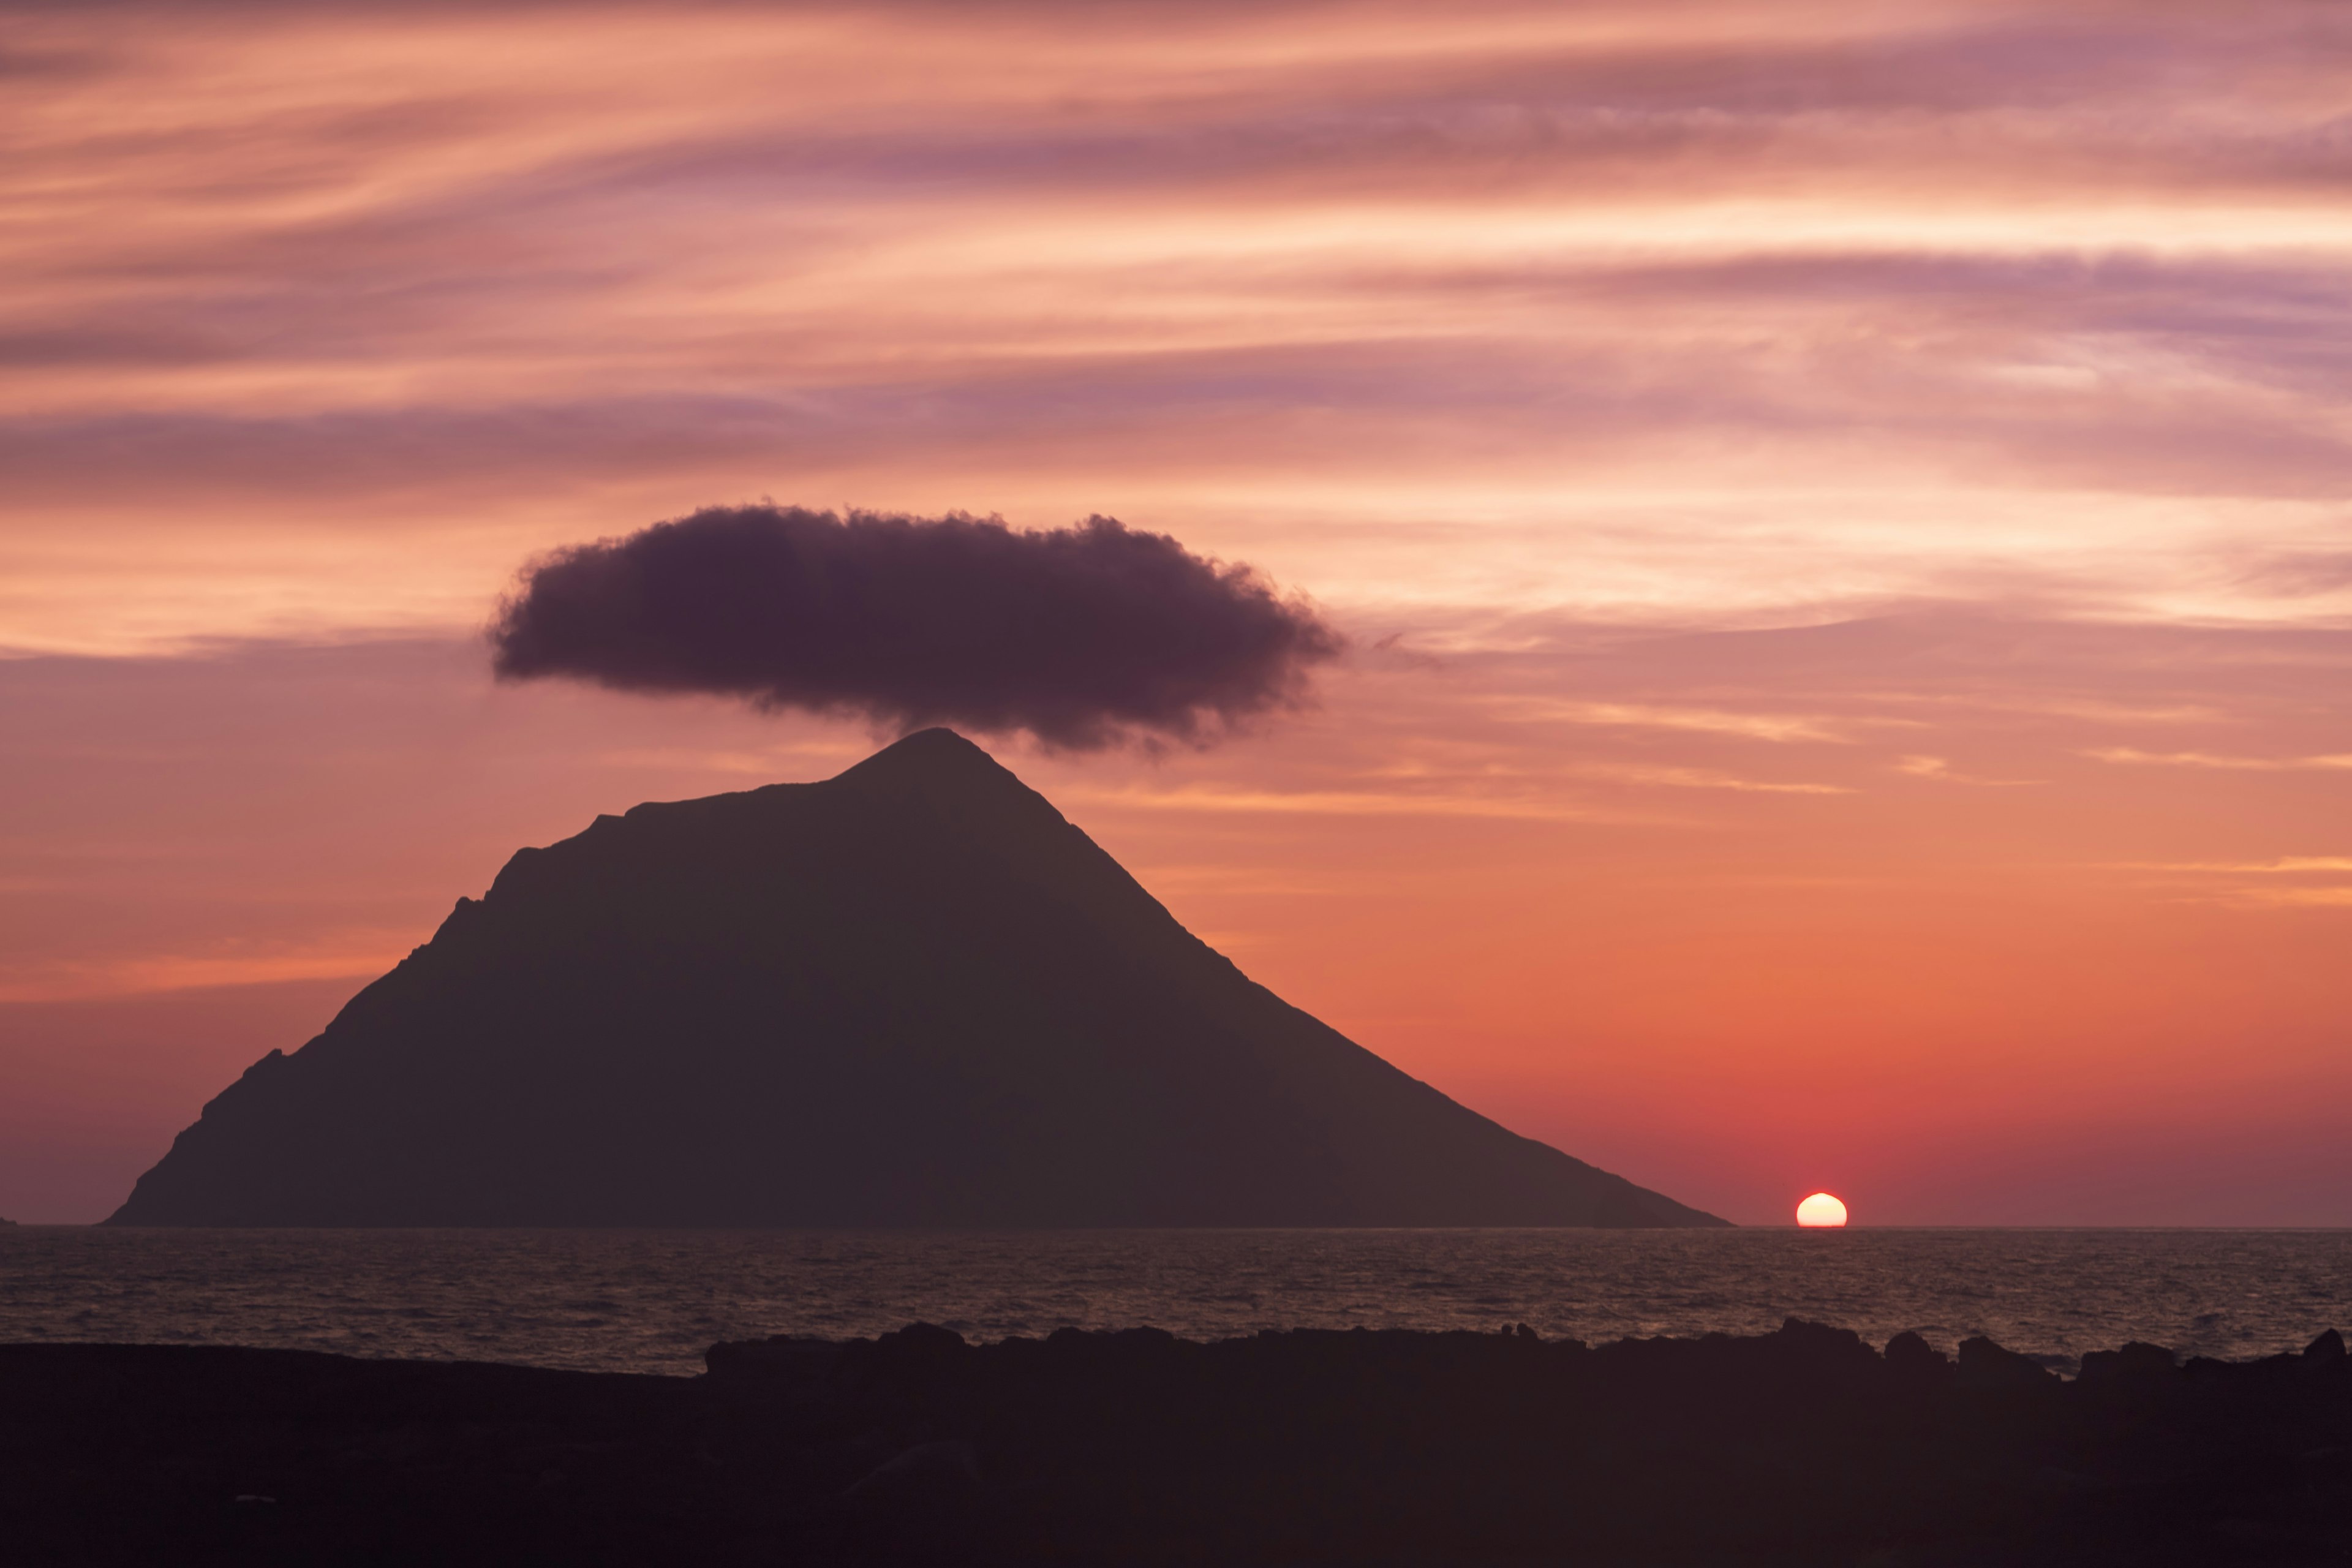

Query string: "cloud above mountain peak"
[[489, 505, 1342, 749]]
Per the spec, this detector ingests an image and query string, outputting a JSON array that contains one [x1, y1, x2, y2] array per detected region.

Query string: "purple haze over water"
[[1, 1228, 2343, 1378]]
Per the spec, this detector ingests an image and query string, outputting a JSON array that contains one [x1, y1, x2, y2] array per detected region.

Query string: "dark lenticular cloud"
[[488, 505, 1342, 748]]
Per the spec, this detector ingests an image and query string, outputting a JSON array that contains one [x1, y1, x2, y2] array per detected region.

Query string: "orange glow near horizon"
[[4, 2, 2352, 1225]]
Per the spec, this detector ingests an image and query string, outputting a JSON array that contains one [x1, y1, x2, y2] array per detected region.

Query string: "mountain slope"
[[109, 730, 1724, 1227]]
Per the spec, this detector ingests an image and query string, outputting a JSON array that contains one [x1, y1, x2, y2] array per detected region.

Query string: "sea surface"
[[2, 1227, 2345, 1379]]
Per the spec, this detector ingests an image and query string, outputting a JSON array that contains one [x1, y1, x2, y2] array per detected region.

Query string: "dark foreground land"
[[3, 1321, 2348, 1566]]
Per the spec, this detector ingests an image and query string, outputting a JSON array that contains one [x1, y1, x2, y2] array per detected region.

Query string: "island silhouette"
[[108, 729, 1722, 1227]]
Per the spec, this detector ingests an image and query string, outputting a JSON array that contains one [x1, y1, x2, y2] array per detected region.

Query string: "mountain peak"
[[107, 732, 1725, 1229], [823, 728, 1058, 832], [838, 726, 1003, 783]]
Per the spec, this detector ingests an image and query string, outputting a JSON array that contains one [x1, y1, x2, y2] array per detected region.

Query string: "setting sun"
[[1796, 1193, 1849, 1227]]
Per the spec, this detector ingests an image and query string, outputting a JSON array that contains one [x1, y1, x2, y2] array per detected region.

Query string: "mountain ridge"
[[110, 729, 1725, 1228]]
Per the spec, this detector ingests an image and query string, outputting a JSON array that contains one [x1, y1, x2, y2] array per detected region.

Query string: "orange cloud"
[[9, 2, 2352, 653]]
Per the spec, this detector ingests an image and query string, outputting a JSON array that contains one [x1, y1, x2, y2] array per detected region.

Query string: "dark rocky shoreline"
[[3, 1319, 2346, 1565]]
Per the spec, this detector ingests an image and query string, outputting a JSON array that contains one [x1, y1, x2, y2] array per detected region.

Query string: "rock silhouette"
[[109, 729, 1720, 1227], [4, 1321, 2348, 1565]]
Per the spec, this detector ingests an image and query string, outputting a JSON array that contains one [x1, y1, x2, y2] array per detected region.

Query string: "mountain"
[[109, 730, 1724, 1227]]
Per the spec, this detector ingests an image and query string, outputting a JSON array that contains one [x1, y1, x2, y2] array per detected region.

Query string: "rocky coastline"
[[2, 1318, 2346, 1564]]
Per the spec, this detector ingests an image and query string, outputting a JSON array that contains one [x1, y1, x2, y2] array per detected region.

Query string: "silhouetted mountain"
[[110, 730, 1722, 1227]]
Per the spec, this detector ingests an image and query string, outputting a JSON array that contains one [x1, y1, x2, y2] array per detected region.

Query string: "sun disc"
[[1795, 1192, 1848, 1227]]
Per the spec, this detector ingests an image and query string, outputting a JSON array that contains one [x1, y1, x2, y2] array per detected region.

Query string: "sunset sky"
[[6, 0, 2351, 1225]]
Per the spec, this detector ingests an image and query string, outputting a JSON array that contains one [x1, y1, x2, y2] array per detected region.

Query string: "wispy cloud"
[[1493, 697, 1850, 744], [2234, 886, 2352, 908], [1874, 693, 2227, 727], [1894, 755, 2037, 786], [0, 938, 404, 1005], [2103, 853, 2352, 913], [1061, 785, 1645, 822], [2117, 857, 2352, 875], [2086, 748, 2352, 771], [1571, 762, 1853, 796], [12, 4, 2352, 650]]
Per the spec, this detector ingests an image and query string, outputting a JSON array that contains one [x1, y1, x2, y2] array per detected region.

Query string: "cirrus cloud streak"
[[10, 2, 2352, 649]]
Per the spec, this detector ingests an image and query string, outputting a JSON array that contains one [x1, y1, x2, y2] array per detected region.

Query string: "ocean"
[[2, 1226, 2344, 1378]]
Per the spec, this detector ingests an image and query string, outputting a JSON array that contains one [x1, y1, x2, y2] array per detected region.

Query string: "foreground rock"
[[2, 1321, 2347, 1565], [110, 729, 1717, 1227]]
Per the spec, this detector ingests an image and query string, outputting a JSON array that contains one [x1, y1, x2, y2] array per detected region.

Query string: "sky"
[[5, 0, 2351, 1225]]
